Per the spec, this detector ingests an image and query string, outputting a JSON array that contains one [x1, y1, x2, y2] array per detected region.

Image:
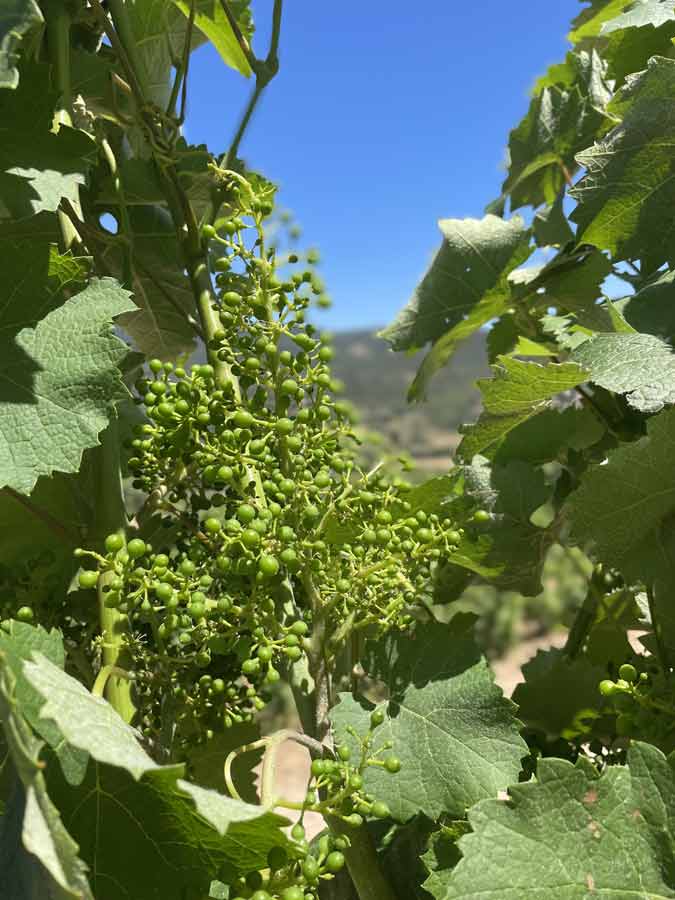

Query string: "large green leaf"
[[518, 246, 613, 331], [0, 623, 87, 786], [567, 405, 675, 578], [571, 56, 675, 269], [496, 50, 612, 210], [0, 0, 42, 89], [0, 277, 134, 495], [571, 332, 675, 412], [0, 663, 92, 900], [428, 742, 675, 899], [494, 405, 606, 465], [23, 653, 289, 899], [0, 215, 89, 338], [330, 623, 527, 822], [0, 64, 95, 220], [457, 357, 587, 460], [380, 215, 530, 399]]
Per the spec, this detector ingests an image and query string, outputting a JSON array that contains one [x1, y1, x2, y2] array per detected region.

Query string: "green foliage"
[[379, 215, 530, 399], [330, 624, 526, 822], [428, 742, 675, 899], [7, 2, 675, 899]]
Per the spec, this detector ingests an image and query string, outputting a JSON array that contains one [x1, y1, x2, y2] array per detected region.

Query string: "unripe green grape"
[[384, 756, 401, 773], [370, 708, 385, 728], [257, 645, 274, 664], [371, 801, 390, 819], [337, 744, 351, 761], [105, 533, 125, 553], [280, 378, 298, 396], [237, 503, 256, 523], [281, 888, 304, 900], [127, 538, 147, 559], [238, 528, 260, 550], [619, 663, 638, 684], [79, 570, 99, 589], [16, 606, 34, 622], [259, 555, 279, 578], [155, 582, 174, 602], [302, 857, 320, 879], [290, 620, 308, 636], [203, 517, 221, 534], [275, 417, 294, 435]]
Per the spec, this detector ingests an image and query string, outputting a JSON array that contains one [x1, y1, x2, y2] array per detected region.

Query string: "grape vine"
[[5, 2, 675, 899]]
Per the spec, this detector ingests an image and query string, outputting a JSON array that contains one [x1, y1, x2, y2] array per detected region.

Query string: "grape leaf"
[[0, 215, 89, 337], [569, 0, 634, 42], [379, 215, 531, 399], [443, 458, 554, 595], [0, 277, 134, 494], [495, 50, 612, 210], [571, 56, 675, 269], [0, 622, 87, 788], [532, 191, 574, 247], [456, 357, 586, 460], [23, 653, 289, 899], [330, 623, 527, 822], [620, 268, 675, 342], [0, 0, 42, 90], [520, 246, 612, 331], [495, 406, 606, 464], [601, 0, 675, 32], [567, 405, 675, 576], [0, 664, 92, 900], [96, 205, 197, 360], [172, 0, 253, 77], [0, 64, 95, 220], [601, 15, 675, 85], [571, 332, 675, 412], [428, 741, 675, 899], [512, 648, 605, 738]]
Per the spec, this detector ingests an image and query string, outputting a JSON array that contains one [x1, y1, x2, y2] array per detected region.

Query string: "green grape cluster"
[[300, 707, 401, 825], [599, 662, 675, 747], [227, 712, 401, 899], [76, 171, 459, 750]]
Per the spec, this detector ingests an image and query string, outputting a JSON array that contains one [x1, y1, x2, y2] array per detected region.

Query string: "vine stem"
[[289, 575, 396, 900], [94, 420, 135, 723]]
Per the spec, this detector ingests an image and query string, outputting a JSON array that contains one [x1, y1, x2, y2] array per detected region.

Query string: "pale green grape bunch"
[[76, 172, 460, 752]]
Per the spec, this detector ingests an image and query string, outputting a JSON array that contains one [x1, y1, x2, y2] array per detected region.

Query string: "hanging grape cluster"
[[76, 170, 460, 752]]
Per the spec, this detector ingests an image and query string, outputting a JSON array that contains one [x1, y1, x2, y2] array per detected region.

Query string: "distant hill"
[[329, 329, 490, 471]]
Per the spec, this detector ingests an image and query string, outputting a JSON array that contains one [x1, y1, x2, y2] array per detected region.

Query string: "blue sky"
[[185, 1, 581, 331]]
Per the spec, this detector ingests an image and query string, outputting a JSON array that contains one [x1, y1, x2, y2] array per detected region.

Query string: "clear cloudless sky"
[[184, 1, 581, 331]]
